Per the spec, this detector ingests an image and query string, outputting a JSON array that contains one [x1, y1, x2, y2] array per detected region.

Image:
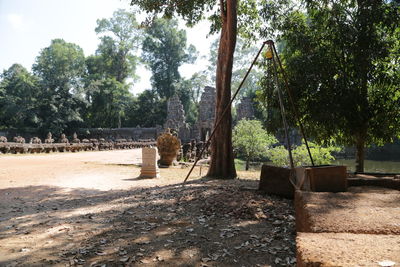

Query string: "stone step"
[[297, 232, 400, 267], [295, 188, 400, 235]]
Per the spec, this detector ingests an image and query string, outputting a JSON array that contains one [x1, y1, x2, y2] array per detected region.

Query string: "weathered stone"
[[140, 147, 160, 178], [13, 136, 25, 144], [72, 132, 81, 144], [295, 165, 347, 192], [45, 132, 54, 144], [30, 137, 42, 144], [258, 164, 295, 199], [236, 96, 255, 121], [196, 86, 215, 141], [59, 133, 69, 144], [157, 129, 181, 167]]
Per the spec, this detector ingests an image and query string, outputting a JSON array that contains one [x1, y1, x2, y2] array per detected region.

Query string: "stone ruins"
[[195, 86, 216, 141], [237, 96, 255, 121], [164, 94, 190, 141], [163, 86, 216, 143]]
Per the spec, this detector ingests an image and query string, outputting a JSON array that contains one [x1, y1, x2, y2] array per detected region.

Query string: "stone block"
[[296, 165, 347, 192], [296, 232, 400, 267], [258, 164, 295, 198], [140, 147, 160, 178]]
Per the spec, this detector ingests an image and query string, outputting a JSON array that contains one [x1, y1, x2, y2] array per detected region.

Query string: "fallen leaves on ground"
[[0, 178, 296, 266]]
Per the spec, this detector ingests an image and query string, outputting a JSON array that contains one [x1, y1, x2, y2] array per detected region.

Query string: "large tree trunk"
[[207, 0, 237, 179], [355, 135, 365, 173]]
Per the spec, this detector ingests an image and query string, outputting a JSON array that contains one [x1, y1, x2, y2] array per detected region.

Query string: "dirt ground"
[[0, 149, 296, 267]]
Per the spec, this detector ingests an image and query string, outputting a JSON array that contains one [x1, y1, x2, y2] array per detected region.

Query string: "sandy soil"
[[297, 232, 400, 266], [0, 149, 296, 266]]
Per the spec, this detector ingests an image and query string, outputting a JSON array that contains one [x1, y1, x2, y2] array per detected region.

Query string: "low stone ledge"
[[348, 177, 400, 191], [295, 189, 400, 234], [296, 232, 400, 267], [258, 164, 295, 199]]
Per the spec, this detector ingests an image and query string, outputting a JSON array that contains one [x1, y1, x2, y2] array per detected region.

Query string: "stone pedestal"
[[295, 165, 347, 192], [140, 147, 160, 178], [258, 164, 295, 198]]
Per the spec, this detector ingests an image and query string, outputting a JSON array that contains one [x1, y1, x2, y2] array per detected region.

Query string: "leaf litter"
[[0, 177, 296, 266]]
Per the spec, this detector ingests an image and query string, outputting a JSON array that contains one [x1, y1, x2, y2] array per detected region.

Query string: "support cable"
[[182, 42, 267, 184], [267, 40, 315, 166]]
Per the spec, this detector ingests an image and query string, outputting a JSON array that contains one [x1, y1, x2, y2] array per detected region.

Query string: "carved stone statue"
[[13, 136, 25, 143], [30, 137, 42, 144], [157, 128, 181, 166], [72, 132, 81, 143], [45, 132, 54, 144], [59, 133, 69, 144]]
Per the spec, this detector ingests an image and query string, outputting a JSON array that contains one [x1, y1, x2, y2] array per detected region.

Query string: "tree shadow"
[[0, 179, 297, 266]]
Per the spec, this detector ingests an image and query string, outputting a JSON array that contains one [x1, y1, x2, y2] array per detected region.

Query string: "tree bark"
[[355, 135, 365, 173], [206, 0, 237, 179], [245, 158, 250, 171]]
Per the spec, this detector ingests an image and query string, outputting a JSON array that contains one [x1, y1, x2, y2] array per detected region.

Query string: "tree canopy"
[[142, 18, 197, 99], [259, 0, 400, 172], [0, 64, 40, 129], [233, 119, 277, 170], [32, 39, 86, 134]]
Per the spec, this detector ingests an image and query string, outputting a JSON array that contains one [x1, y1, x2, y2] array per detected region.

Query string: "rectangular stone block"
[[297, 232, 400, 267], [258, 164, 295, 198], [296, 165, 347, 192], [140, 147, 160, 178]]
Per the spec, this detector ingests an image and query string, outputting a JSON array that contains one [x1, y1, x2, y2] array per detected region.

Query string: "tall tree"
[[130, 0, 241, 179], [142, 18, 197, 99], [85, 78, 132, 128], [33, 39, 86, 134], [84, 9, 143, 128], [125, 90, 167, 127], [95, 9, 141, 83], [0, 64, 40, 129], [260, 0, 400, 172]]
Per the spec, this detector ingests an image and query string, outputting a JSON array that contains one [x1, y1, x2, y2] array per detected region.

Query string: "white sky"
[[0, 0, 214, 95]]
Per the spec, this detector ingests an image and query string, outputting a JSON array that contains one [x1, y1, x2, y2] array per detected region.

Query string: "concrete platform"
[[297, 232, 400, 267]]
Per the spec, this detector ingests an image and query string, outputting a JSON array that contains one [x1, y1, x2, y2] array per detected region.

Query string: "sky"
[[0, 0, 214, 95]]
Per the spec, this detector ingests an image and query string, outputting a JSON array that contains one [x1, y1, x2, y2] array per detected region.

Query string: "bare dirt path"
[[0, 150, 295, 266]]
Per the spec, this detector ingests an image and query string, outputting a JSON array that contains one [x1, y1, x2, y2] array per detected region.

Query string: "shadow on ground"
[[0, 178, 296, 267]]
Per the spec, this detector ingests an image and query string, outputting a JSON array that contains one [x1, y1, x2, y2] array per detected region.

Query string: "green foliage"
[[94, 9, 141, 82], [142, 18, 197, 99], [207, 38, 263, 97], [233, 119, 278, 168], [130, 0, 216, 27], [259, 0, 400, 171], [125, 90, 167, 127], [0, 64, 40, 129], [267, 142, 341, 168], [32, 39, 86, 134], [85, 78, 132, 128]]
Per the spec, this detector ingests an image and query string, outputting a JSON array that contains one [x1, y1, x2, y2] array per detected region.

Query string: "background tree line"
[[1, 1, 399, 174], [0, 10, 204, 136]]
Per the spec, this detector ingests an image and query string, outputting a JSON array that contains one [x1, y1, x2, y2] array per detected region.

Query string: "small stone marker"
[[140, 147, 160, 178]]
